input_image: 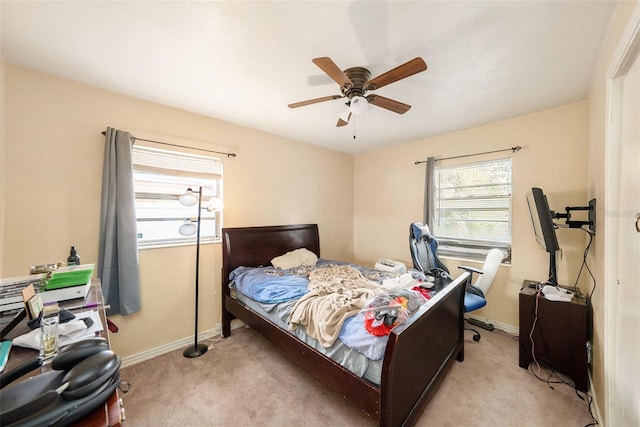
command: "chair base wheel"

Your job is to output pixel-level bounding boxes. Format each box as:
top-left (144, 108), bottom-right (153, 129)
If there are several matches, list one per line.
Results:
top-left (465, 327), bottom-right (482, 342)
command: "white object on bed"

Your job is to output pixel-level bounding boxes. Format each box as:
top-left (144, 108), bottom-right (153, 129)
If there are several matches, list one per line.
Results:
top-left (381, 272), bottom-right (415, 289)
top-left (374, 259), bottom-right (406, 274)
top-left (271, 248), bottom-right (318, 269)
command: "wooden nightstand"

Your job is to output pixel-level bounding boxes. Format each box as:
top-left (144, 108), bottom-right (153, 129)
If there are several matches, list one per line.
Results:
top-left (518, 280), bottom-right (589, 392)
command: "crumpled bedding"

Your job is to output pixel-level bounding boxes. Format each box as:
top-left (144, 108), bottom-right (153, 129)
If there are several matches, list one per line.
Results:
top-left (229, 260), bottom-right (437, 359)
top-left (339, 288), bottom-right (428, 360)
top-left (288, 265), bottom-right (382, 348)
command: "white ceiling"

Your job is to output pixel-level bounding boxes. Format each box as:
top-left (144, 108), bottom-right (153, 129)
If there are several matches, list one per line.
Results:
top-left (1, 1), bottom-right (616, 154)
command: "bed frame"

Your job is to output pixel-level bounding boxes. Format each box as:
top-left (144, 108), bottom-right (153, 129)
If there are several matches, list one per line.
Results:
top-left (221, 224), bottom-right (468, 427)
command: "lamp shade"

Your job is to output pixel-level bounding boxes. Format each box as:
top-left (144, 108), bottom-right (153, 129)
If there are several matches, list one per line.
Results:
top-left (206, 197), bottom-right (224, 212)
top-left (178, 219), bottom-right (198, 236)
top-left (179, 188), bottom-right (199, 207)
top-left (349, 96), bottom-right (367, 116)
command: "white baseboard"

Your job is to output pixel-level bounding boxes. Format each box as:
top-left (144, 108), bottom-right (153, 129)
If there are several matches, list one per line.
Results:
top-left (120, 319), bottom-right (244, 369)
top-left (588, 369), bottom-right (603, 426)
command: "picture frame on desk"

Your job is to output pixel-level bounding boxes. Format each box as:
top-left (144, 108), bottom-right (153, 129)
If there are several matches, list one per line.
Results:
top-left (20, 284), bottom-right (43, 319)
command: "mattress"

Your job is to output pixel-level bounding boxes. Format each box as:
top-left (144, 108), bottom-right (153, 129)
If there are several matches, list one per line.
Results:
top-left (233, 291), bottom-right (384, 385)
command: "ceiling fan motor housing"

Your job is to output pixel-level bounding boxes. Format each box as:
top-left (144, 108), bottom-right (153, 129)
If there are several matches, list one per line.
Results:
top-left (341, 67), bottom-right (371, 99)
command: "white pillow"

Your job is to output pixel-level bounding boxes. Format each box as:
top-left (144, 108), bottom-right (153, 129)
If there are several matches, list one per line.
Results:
top-left (271, 248), bottom-right (318, 269)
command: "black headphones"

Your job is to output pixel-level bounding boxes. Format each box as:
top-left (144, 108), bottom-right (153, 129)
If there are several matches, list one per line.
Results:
top-left (0, 337), bottom-right (121, 426)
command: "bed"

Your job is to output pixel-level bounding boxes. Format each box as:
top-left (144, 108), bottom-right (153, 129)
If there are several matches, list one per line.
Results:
top-left (221, 224), bottom-right (468, 427)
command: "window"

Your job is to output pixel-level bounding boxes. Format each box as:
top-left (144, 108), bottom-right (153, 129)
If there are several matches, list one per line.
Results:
top-left (132, 145), bottom-right (223, 247)
top-left (432, 158), bottom-right (511, 263)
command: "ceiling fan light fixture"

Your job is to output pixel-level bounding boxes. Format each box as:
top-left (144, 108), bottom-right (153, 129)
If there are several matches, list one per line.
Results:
top-left (349, 96), bottom-right (367, 116)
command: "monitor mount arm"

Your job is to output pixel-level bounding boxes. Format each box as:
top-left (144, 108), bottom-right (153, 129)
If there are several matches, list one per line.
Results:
top-left (552, 198), bottom-right (596, 232)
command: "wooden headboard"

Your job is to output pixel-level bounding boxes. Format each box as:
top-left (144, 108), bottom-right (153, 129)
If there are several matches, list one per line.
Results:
top-left (221, 224), bottom-right (320, 287)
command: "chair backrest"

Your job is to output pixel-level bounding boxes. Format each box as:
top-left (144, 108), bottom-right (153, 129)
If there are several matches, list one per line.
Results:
top-left (409, 223), bottom-right (449, 273)
top-left (474, 248), bottom-right (503, 295)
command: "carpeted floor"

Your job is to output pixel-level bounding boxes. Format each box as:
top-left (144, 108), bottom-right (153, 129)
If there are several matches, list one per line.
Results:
top-left (119, 326), bottom-right (596, 426)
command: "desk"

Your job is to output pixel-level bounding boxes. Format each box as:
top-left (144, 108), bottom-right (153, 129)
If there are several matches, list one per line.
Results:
top-left (0, 279), bottom-right (123, 426)
top-left (518, 280), bottom-right (588, 392)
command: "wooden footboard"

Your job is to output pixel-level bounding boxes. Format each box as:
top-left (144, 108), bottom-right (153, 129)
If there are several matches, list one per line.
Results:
top-left (380, 272), bottom-right (467, 426)
top-left (221, 224), bottom-right (467, 427)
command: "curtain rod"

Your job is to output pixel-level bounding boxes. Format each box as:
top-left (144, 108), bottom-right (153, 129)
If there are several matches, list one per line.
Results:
top-left (414, 146), bottom-right (521, 165)
top-left (101, 131), bottom-right (237, 158)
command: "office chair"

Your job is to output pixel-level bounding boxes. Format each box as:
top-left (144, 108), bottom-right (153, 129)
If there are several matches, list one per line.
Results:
top-left (409, 223), bottom-right (448, 272)
top-left (458, 248), bottom-right (503, 341)
top-left (409, 223), bottom-right (503, 342)
top-left (409, 222), bottom-right (453, 294)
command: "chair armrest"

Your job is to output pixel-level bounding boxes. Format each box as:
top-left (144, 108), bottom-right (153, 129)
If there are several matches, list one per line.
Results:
top-left (458, 265), bottom-right (483, 275)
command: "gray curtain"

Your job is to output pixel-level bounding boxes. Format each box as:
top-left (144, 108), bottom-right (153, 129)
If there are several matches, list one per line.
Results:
top-left (423, 156), bottom-right (436, 230)
top-left (98, 127), bottom-right (141, 315)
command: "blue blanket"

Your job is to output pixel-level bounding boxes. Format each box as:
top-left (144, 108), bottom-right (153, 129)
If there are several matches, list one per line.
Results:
top-left (338, 313), bottom-right (388, 360)
top-left (230, 266), bottom-right (309, 304)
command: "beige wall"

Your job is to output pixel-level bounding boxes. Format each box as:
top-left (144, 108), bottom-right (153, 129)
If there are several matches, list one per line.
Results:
top-left (586, 1), bottom-right (638, 421)
top-left (2, 63), bottom-right (353, 358)
top-left (354, 101), bottom-right (589, 330)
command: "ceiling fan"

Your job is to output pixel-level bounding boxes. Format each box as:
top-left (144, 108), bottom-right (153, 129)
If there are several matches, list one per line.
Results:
top-left (288, 56), bottom-right (427, 127)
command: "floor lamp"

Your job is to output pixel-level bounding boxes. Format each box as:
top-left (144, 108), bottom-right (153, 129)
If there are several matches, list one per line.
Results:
top-left (178, 187), bottom-right (223, 358)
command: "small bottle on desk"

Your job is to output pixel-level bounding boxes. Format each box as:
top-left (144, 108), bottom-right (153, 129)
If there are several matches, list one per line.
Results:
top-left (67, 246), bottom-right (80, 266)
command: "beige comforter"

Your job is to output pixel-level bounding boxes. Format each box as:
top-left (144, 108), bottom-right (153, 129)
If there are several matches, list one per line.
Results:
top-left (288, 265), bottom-right (382, 348)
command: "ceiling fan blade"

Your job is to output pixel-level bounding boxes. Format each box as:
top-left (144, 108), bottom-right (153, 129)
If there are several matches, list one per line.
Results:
top-left (366, 94), bottom-right (411, 114)
top-left (337, 112), bottom-right (351, 127)
top-left (288, 95), bottom-right (343, 109)
top-left (365, 57), bottom-right (427, 91)
top-left (312, 57), bottom-right (353, 89)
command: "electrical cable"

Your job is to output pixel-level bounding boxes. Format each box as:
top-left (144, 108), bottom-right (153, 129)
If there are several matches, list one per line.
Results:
top-left (527, 360), bottom-right (599, 426)
top-left (529, 286), bottom-right (544, 377)
top-left (204, 331), bottom-right (226, 350)
top-left (570, 228), bottom-right (595, 301)
top-left (526, 281), bottom-right (598, 426)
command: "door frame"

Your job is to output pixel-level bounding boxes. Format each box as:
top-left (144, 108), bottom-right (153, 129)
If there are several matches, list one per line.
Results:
top-left (604, 3), bottom-right (640, 426)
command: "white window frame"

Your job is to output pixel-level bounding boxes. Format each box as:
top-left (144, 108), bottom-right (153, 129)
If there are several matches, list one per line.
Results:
top-left (432, 158), bottom-right (512, 263)
top-left (132, 145), bottom-right (223, 248)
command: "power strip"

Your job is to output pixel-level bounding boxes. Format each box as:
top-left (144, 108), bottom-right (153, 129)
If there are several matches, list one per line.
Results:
top-left (467, 317), bottom-right (495, 331)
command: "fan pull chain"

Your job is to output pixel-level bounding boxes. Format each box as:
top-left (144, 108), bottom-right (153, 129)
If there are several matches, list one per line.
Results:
top-left (353, 116), bottom-right (356, 140)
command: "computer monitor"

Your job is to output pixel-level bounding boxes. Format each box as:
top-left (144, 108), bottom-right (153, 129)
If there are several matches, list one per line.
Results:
top-left (526, 187), bottom-right (559, 286)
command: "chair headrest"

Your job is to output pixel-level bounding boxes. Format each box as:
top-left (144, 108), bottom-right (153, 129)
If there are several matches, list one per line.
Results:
top-left (411, 223), bottom-right (433, 241)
